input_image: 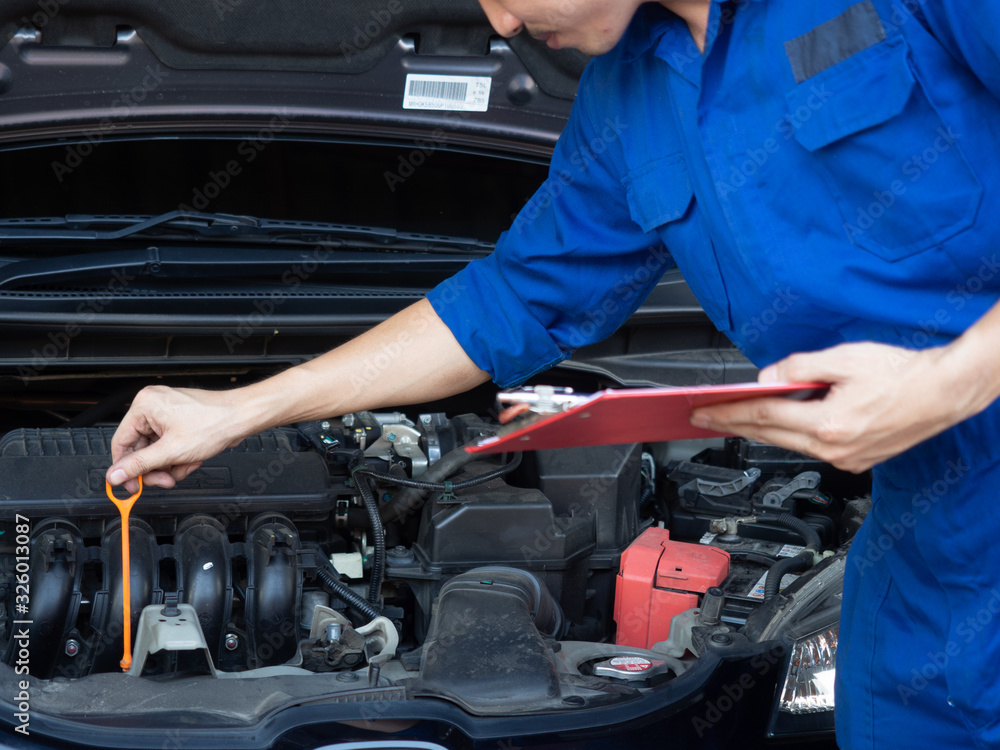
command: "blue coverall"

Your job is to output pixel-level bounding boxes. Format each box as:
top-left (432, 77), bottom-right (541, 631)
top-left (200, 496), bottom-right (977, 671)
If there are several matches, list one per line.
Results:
top-left (426, 1), bottom-right (1000, 746)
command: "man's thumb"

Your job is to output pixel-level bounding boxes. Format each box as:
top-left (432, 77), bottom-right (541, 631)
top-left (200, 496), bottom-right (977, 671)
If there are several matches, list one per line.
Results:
top-left (106, 443), bottom-right (168, 486)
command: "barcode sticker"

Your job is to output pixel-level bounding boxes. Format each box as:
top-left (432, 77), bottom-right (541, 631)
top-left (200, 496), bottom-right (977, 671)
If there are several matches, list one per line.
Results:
top-left (403, 74), bottom-right (492, 112)
top-left (777, 544), bottom-right (805, 558)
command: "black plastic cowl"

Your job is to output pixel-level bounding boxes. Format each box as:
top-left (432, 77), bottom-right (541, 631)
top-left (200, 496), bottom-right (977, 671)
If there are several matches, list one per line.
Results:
top-left (410, 567), bottom-right (565, 714)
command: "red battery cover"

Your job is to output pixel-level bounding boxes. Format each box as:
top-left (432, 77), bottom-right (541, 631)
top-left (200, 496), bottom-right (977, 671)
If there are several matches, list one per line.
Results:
top-left (614, 527), bottom-right (730, 649)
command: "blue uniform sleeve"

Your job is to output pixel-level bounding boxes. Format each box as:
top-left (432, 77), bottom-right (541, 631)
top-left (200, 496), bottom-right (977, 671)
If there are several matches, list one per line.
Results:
top-left (911, 1), bottom-right (1000, 99)
top-left (426, 63), bottom-right (674, 388)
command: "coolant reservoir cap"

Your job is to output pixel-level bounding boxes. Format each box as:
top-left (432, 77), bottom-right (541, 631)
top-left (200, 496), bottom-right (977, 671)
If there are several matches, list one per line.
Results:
top-left (593, 655), bottom-right (670, 680)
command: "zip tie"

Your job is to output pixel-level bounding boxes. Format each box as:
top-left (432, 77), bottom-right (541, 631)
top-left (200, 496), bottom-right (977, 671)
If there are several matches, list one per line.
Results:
top-left (440, 481), bottom-right (455, 503)
top-left (106, 476), bottom-right (143, 672)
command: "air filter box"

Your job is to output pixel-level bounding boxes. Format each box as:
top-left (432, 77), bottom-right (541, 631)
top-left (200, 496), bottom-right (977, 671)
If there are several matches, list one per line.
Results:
top-left (614, 527), bottom-right (729, 648)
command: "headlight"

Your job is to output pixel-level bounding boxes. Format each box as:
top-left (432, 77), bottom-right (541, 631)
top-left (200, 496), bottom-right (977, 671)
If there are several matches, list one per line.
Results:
top-left (779, 624), bottom-right (838, 714)
top-left (743, 552), bottom-right (844, 739)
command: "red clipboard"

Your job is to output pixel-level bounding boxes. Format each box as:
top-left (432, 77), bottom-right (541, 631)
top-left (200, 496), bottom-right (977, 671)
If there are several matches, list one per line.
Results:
top-left (467, 382), bottom-right (828, 454)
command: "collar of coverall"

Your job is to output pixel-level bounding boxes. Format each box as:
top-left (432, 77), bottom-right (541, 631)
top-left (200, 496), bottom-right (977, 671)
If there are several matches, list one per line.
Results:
top-left (622, 0), bottom-right (764, 63)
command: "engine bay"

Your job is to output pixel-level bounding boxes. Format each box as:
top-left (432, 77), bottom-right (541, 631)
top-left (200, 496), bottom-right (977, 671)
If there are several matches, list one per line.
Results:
top-left (0, 405), bottom-right (870, 722)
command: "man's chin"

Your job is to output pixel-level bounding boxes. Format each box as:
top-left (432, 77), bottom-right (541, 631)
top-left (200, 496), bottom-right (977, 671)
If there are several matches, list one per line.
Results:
top-left (528, 30), bottom-right (618, 56)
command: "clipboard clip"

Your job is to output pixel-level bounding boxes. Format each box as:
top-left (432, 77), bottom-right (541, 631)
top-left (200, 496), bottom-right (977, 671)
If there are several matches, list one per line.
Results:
top-left (496, 385), bottom-right (588, 424)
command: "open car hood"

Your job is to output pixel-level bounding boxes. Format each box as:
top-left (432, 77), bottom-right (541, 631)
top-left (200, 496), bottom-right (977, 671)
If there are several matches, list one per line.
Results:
top-left (0, 0), bottom-right (587, 85)
top-left (0, 0), bottom-right (587, 103)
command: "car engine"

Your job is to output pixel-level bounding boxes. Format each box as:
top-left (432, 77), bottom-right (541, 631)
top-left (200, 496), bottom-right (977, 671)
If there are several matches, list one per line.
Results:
top-left (0, 406), bottom-right (869, 716)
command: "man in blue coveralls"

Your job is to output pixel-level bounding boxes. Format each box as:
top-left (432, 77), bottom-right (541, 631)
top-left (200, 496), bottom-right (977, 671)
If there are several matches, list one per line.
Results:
top-left (106, 1), bottom-right (1000, 746)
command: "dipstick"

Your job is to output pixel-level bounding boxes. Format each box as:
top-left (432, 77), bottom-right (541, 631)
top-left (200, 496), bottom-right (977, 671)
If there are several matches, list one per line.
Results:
top-left (105, 476), bottom-right (143, 672)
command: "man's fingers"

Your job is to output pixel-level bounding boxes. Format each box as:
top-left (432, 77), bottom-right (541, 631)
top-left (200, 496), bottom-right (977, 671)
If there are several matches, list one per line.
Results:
top-left (693, 395), bottom-right (827, 434)
top-left (140, 470), bottom-right (180, 489)
top-left (170, 462), bottom-right (203, 483)
top-left (109, 415), bottom-right (157, 465)
top-left (107, 439), bottom-right (183, 487)
top-left (759, 344), bottom-right (873, 385)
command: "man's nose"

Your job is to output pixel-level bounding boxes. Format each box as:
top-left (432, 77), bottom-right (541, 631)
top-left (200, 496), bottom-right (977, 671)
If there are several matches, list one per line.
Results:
top-left (482, 6), bottom-right (524, 37)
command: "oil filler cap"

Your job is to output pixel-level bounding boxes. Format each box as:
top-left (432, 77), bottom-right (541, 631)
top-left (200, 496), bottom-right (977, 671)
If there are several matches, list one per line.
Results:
top-left (593, 656), bottom-right (671, 681)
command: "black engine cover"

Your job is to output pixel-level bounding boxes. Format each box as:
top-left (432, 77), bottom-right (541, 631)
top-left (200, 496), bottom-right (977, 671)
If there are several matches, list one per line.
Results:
top-left (0, 427), bottom-right (331, 518)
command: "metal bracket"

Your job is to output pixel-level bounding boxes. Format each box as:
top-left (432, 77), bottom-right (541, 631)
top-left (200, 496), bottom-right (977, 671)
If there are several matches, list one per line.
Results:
top-left (129, 604), bottom-right (309, 679)
top-left (128, 603), bottom-right (214, 677)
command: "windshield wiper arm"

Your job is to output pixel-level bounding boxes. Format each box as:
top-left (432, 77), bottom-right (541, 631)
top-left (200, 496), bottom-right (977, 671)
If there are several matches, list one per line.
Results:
top-left (0, 246), bottom-right (477, 291)
top-left (0, 211), bottom-right (494, 252)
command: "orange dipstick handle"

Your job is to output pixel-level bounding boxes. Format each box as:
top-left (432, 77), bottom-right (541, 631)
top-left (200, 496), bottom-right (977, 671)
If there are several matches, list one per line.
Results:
top-left (105, 476), bottom-right (143, 672)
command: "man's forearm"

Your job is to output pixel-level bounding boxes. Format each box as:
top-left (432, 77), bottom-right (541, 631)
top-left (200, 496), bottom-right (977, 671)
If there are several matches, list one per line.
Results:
top-left (942, 296), bottom-right (1000, 421)
top-left (231, 298), bottom-right (490, 438)
top-left (108, 298), bottom-right (490, 487)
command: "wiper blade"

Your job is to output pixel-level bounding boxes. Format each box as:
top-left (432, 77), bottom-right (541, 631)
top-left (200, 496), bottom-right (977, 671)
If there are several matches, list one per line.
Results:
top-left (0, 246), bottom-right (476, 291)
top-left (0, 211), bottom-right (494, 252)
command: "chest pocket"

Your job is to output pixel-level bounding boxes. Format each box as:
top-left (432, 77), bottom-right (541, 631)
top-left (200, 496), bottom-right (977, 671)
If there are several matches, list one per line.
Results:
top-left (786, 34), bottom-right (983, 261)
top-left (622, 153), bottom-right (733, 332)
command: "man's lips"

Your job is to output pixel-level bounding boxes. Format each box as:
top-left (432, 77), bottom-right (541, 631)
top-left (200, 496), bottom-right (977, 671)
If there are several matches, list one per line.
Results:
top-left (529, 28), bottom-right (560, 49)
top-left (536, 32), bottom-right (560, 49)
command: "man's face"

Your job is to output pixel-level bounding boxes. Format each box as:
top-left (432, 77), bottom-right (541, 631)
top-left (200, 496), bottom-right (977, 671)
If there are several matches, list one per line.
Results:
top-left (478, 0), bottom-right (644, 55)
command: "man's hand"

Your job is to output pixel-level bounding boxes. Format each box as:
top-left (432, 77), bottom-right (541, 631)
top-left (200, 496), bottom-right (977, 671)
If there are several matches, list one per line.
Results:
top-left (690, 341), bottom-right (987, 473)
top-left (107, 386), bottom-right (245, 491)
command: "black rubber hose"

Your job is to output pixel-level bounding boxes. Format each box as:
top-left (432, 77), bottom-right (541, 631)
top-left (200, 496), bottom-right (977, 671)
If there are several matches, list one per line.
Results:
top-left (759, 515), bottom-right (821, 602)
top-left (375, 446), bottom-right (481, 524)
top-left (638, 485), bottom-right (654, 510)
top-left (315, 564), bottom-right (380, 622)
top-left (374, 450), bottom-right (522, 524)
top-left (358, 453), bottom-right (521, 492)
top-left (352, 470), bottom-right (385, 607)
top-left (763, 550), bottom-right (813, 601)
top-left (765, 512), bottom-right (822, 551)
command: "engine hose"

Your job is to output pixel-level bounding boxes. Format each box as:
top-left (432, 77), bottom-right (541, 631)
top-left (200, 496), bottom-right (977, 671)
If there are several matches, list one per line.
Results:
top-left (352, 471), bottom-right (385, 607)
top-left (358, 452), bottom-right (521, 492)
top-left (763, 550), bottom-right (813, 602)
top-left (315, 564), bottom-right (381, 622)
top-left (373, 450), bottom-right (522, 525)
top-left (764, 512), bottom-right (822, 551)
top-left (638, 485), bottom-right (654, 512)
